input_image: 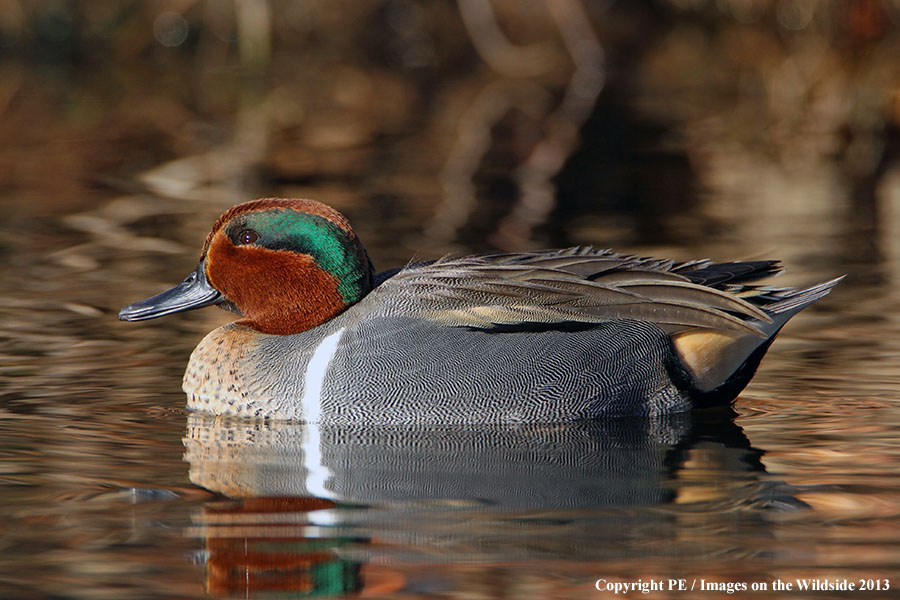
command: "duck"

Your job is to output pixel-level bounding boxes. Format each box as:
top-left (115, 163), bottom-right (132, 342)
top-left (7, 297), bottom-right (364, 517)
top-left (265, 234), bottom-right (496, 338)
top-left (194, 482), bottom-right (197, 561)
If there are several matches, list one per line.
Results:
top-left (119, 197), bottom-right (840, 424)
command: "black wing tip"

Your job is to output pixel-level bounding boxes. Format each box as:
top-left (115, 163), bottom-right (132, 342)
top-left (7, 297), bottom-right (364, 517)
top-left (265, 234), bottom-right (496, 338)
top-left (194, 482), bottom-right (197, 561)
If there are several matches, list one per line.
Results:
top-left (679, 259), bottom-right (784, 287)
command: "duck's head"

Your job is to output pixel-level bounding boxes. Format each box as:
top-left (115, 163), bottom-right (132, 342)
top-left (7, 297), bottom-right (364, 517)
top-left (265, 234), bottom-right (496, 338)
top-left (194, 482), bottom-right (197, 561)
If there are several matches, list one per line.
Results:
top-left (119, 198), bottom-right (375, 334)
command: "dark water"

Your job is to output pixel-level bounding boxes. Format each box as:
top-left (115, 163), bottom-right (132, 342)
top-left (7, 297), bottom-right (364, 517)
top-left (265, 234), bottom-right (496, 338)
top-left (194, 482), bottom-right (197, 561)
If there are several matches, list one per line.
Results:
top-left (2, 3), bottom-right (900, 599)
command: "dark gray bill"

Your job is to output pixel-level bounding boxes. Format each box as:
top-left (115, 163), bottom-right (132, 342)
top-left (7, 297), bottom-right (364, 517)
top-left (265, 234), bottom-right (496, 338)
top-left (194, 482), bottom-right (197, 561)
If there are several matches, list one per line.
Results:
top-left (119, 262), bottom-right (221, 321)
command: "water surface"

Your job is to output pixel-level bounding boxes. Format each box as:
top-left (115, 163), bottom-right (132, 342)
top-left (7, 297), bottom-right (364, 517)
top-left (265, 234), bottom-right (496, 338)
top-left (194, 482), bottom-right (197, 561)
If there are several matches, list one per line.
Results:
top-left (2, 3), bottom-right (900, 598)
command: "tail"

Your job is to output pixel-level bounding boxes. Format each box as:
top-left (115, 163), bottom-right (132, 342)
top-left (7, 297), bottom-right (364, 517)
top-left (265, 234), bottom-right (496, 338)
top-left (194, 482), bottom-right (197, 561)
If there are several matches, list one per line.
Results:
top-left (672, 276), bottom-right (843, 395)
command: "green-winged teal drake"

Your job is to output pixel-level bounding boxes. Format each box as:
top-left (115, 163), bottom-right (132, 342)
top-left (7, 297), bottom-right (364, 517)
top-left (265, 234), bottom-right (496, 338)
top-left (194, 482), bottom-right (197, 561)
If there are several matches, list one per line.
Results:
top-left (119, 198), bottom-right (840, 423)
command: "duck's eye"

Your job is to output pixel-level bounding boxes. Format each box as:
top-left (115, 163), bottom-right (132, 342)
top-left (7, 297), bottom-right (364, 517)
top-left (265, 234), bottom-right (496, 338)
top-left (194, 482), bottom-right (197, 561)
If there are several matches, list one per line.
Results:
top-left (237, 229), bottom-right (259, 245)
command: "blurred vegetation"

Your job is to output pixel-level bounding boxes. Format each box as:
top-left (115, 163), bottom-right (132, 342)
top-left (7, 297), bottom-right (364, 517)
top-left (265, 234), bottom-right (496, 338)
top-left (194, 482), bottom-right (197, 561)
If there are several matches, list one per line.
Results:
top-left (0, 0), bottom-right (897, 252)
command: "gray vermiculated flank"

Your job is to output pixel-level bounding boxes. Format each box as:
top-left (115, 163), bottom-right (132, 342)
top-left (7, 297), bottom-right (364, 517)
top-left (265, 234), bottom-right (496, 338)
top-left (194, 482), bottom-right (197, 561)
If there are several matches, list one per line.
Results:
top-left (250, 316), bottom-right (691, 424)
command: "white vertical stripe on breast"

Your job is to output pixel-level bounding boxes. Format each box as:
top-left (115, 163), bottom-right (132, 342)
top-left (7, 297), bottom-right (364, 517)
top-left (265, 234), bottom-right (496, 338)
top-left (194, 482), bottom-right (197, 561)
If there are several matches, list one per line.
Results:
top-left (300, 327), bottom-right (345, 499)
top-left (300, 327), bottom-right (345, 423)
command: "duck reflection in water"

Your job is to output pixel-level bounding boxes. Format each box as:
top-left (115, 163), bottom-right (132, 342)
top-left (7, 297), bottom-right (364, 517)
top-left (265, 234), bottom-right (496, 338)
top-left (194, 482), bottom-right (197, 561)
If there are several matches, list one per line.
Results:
top-left (184, 410), bottom-right (805, 597)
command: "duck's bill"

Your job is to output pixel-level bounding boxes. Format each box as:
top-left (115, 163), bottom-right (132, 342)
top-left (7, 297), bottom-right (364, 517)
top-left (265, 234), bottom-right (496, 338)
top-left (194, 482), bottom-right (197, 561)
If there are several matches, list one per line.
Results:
top-left (118, 262), bottom-right (221, 321)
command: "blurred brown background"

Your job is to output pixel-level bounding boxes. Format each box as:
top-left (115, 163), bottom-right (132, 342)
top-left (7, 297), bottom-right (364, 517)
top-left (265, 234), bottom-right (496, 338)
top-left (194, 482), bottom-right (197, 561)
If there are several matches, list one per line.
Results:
top-left (3, 0), bottom-right (899, 410)
top-left (2, 3), bottom-right (900, 599)
top-left (0, 0), bottom-right (898, 413)
top-left (2, 0), bottom-right (897, 254)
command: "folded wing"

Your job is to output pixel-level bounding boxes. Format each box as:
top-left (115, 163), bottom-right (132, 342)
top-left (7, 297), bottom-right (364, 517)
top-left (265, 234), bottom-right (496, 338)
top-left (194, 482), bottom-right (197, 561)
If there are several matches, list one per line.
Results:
top-left (377, 247), bottom-right (774, 335)
top-left (372, 246), bottom-right (841, 392)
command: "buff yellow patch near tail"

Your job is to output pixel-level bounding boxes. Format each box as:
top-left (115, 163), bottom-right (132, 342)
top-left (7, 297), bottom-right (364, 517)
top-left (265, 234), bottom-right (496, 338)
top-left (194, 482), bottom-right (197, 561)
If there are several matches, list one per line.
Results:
top-left (672, 329), bottom-right (759, 392)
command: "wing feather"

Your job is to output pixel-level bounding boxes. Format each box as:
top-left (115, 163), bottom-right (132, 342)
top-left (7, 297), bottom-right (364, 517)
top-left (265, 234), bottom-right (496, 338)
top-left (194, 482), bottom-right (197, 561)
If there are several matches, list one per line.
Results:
top-left (371, 247), bottom-right (782, 335)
